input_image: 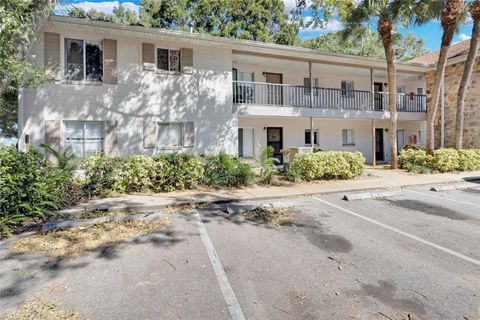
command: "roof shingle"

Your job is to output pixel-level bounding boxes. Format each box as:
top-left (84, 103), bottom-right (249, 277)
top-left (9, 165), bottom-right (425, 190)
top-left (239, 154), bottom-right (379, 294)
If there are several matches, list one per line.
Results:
top-left (409, 39), bottom-right (475, 65)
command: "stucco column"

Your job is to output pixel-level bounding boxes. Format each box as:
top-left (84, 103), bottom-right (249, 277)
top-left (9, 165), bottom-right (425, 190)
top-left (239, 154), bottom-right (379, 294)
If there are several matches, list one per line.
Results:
top-left (370, 69), bottom-right (376, 166)
top-left (17, 87), bottom-right (25, 152)
top-left (309, 61), bottom-right (314, 148)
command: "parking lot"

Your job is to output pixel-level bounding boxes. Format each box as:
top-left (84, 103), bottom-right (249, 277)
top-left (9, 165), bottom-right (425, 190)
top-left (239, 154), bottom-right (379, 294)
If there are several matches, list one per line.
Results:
top-left (1, 183), bottom-right (480, 319)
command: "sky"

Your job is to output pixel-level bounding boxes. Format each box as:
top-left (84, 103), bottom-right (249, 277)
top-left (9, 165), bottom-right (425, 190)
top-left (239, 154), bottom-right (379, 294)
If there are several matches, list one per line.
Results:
top-left (54, 0), bottom-right (475, 52)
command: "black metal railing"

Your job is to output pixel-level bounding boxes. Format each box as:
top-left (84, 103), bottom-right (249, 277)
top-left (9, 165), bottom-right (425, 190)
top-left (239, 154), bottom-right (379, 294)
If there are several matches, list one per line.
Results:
top-left (233, 81), bottom-right (427, 113)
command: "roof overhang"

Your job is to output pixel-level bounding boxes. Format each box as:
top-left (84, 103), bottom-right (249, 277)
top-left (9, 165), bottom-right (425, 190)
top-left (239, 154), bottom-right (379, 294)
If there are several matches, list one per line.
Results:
top-left (46, 15), bottom-right (429, 74)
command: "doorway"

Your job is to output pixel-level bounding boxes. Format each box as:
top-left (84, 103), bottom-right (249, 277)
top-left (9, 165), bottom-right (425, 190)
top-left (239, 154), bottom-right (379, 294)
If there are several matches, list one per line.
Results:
top-left (265, 73), bottom-right (283, 105)
top-left (267, 127), bottom-right (283, 164)
top-left (375, 128), bottom-right (385, 162)
top-left (238, 128), bottom-right (254, 157)
top-left (374, 82), bottom-right (383, 111)
top-left (397, 130), bottom-right (406, 154)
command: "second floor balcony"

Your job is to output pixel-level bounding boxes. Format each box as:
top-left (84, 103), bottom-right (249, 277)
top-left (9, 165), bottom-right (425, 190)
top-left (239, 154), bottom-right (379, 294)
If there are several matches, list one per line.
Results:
top-left (232, 81), bottom-right (427, 113)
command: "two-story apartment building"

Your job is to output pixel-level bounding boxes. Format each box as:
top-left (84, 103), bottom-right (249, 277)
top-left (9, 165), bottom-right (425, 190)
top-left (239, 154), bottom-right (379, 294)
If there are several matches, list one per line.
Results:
top-left (19, 15), bottom-right (430, 164)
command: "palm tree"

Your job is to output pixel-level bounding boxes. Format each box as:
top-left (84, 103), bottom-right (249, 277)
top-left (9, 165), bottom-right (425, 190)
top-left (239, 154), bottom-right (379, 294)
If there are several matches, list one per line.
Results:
top-left (342, 0), bottom-right (427, 169)
top-left (425, 0), bottom-right (466, 154)
top-left (455, 0), bottom-right (480, 149)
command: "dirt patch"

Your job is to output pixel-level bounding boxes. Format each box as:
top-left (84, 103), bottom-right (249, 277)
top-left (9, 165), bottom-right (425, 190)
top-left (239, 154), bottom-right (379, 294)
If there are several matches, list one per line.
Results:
top-left (11, 218), bottom-right (168, 257)
top-left (4, 299), bottom-right (78, 320)
top-left (383, 199), bottom-right (469, 220)
top-left (76, 209), bottom-right (133, 220)
top-left (242, 207), bottom-right (289, 226)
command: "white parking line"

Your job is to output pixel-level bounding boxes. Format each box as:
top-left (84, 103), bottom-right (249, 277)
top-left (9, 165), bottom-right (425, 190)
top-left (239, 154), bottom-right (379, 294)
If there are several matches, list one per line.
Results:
top-left (313, 196), bottom-right (480, 267)
top-left (406, 189), bottom-right (480, 208)
top-left (192, 209), bottom-right (246, 320)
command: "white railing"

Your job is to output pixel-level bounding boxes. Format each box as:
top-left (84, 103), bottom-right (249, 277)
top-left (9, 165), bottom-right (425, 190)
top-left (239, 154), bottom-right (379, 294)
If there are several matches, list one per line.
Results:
top-left (233, 81), bottom-right (427, 113)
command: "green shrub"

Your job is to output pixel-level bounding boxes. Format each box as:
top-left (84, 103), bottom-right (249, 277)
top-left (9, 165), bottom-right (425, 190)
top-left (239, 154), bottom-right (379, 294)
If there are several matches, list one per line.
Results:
top-left (152, 153), bottom-right (204, 191)
top-left (458, 149), bottom-right (480, 171)
top-left (203, 153), bottom-right (253, 188)
top-left (256, 145), bottom-right (278, 185)
top-left (431, 148), bottom-right (460, 172)
top-left (289, 151), bottom-right (365, 181)
top-left (81, 154), bottom-right (121, 197)
top-left (0, 147), bottom-right (70, 236)
top-left (398, 148), bottom-right (433, 172)
top-left (113, 155), bottom-right (156, 193)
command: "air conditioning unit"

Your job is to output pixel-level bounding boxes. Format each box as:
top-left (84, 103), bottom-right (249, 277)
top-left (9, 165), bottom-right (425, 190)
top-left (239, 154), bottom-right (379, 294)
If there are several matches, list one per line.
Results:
top-left (283, 147), bottom-right (314, 164)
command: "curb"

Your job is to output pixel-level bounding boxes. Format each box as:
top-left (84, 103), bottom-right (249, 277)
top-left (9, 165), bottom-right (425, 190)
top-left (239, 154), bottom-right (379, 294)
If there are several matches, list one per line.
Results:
top-left (57, 178), bottom-right (477, 215)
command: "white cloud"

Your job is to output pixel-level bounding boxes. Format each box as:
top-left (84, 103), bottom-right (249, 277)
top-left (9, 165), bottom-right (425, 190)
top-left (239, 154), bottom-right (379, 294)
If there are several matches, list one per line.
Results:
top-left (282, 0), bottom-right (298, 12)
top-left (54, 1), bottom-right (139, 16)
top-left (300, 17), bottom-right (343, 33)
top-left (459, 33), bottom-right (471, 41)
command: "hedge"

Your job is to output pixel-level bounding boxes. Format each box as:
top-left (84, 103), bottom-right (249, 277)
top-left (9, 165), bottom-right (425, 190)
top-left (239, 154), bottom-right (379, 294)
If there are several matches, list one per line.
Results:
top-left (289, 151), bottom-right (366, 181)
top-left (399, 148), bottom-right (480, 173)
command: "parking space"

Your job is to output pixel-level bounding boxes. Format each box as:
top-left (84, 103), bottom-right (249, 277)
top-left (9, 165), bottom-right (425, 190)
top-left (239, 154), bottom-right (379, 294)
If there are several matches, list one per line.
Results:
top-left (1, 184), bottom-right (479, 319)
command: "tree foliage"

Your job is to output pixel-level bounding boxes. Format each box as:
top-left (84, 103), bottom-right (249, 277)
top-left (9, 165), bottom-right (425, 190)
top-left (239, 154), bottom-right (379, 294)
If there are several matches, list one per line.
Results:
top-left (303, 31), bottom-right (428, 61)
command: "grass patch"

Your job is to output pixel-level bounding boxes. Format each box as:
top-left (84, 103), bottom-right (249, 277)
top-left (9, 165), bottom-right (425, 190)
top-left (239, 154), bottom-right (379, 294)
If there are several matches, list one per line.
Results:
top-left (11, 219), bottom-right (168, 257)
top-left (242, 207), bottom-right (289, 226)
top-left (5, 299), bottom-right (78, 320)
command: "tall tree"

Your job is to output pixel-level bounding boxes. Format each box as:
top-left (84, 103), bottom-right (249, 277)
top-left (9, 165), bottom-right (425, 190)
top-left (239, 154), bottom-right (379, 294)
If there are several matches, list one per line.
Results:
top-left (303, 31), bottom-right (428, 61)
top-left (341, 0), bottom-right (427, 169)
top-left (0, 0), bottom-right (54, 97)
top-left (425, 0), bottom-right (466, 154)
top-left (455, 0), bottom-right (480, 149)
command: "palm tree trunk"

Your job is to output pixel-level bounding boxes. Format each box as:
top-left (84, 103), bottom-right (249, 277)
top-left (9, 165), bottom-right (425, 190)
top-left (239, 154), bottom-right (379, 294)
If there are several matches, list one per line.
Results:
top-left (379, 18), bottom-right (397, 169)
top-left (455, 2), bottom-right (480, 149)
top-left (426, 0), bottom-right (466, 154)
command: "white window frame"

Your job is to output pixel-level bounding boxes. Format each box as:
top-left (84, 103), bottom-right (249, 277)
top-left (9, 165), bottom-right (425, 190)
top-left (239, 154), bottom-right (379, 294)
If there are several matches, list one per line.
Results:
top-left (64, 38), bottom-right (103, 83)
top-left (156, 122), bottom-right (184, 149)
top-left (156, 48), bottom-right (181, 73)
top-left (64, 121), bottom-right (104, 156)
top-left (341, 80), bottom-right (354, 98)
top-left (342, 129), bottom-right (355, 146)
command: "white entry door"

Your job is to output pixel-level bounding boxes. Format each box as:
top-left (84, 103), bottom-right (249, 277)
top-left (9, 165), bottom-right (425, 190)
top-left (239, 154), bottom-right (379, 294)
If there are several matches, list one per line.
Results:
top-left (397, 130), bottom-right (405, 154)
top-left (238, 128), bottom-right (254, 157)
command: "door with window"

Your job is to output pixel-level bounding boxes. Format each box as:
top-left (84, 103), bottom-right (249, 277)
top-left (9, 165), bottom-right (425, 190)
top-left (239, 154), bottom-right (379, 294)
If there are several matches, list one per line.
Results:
top-left (397, 85), bottom-right (406, 111)
top-left (267, 127), bottom-right (283, 164)
top-left (265, 73), bottom-right (283, 105)
top-left (374, 82), bottom-right (383, 111)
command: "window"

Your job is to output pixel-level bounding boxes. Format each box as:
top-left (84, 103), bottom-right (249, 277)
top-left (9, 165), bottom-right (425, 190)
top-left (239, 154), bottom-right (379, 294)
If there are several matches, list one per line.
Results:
top-left (342, 129), bottom-right (355, 146)
top-left (65, 121), bottom-right (104, 156)
top-left (65, 39), bottom-right (103, 82)
top-left (417, 129), bottom-right (422, 145)
top-left (303, 78), bottom-right (319, 95)
top-left (157, 123), bottom-right (182, 147)
top-left (305, 129), bottom-right (318, 145)
top-left (235, 72), bottom-right (254, 103)
top-left (341, 81), bottom-right (354, 97)
top-left (157, 48), bottom-right (180, 72)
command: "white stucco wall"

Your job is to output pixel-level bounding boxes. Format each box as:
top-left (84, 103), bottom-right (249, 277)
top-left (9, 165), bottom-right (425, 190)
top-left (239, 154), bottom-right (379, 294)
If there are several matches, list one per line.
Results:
top-left (238, 116), bottom-right (425, 164)
top-left (22, 29), bottom-right (237, 156)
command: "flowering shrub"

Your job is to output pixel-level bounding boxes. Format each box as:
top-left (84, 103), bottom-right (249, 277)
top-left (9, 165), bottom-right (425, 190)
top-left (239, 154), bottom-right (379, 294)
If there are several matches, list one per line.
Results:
top-left (399, 148), bottom-right (480, 173)
top-left (289, 151), bottom-right (365, 181)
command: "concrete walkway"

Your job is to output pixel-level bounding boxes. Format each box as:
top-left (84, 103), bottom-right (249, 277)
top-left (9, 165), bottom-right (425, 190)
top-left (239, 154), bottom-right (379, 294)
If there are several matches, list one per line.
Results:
top-left (59, 168), bottom-right (480, 214)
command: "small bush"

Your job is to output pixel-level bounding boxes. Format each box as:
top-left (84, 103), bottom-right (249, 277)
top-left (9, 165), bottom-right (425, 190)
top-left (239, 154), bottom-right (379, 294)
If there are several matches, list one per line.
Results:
top-left (152, 153), bottom-right (204, 191)
top-left (289, 151), bottom-right (365, 181)
top-left (458, 149), bottom-right (480, 171)
top-left (0, 147), bottom-right (70, 236)
top-left (431, 148), bottom-right (460, 172)
top-left (81, 154), bottom-right (121, 197)
top-left (400, 147), bottom-right (480, 173)
top-left (113, 155), bottom-right (156, 193)
top-left (203, 153), bottom-right (253, 188)
top-left (256, 145), bottom-right (278, 185)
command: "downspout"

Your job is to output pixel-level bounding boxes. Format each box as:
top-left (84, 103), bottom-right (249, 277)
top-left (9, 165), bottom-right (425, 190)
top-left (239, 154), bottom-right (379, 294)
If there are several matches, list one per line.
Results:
top-left (309, 61), bottom-right (314, 149)
top-left (17, 87), bottom-right (24, 152)
top-left (440, 78), bottom-right (445, 148)
top-left (370, 68), bottom-right (376, 167)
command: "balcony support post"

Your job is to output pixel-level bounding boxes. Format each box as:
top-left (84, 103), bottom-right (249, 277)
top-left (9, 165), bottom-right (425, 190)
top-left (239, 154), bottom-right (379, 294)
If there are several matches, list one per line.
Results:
top-left (309, 61), bottom-right (314, 148)
top-left (370, 68), bottom-right (376, 166)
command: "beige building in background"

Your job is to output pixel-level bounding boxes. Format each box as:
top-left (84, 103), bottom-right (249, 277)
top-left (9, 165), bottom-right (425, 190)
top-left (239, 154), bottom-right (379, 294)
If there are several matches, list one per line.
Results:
top-left (412, 40), bottom-right (480, 149)
top-left (19, 15), bottom-right (430, 164)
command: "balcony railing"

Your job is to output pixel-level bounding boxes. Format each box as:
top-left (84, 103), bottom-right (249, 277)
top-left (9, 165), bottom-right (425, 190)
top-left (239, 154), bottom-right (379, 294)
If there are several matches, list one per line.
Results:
top-left (233, 81), bottom-right (427, 113)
